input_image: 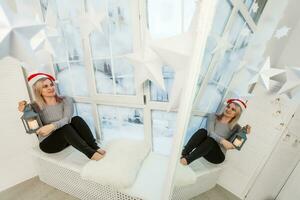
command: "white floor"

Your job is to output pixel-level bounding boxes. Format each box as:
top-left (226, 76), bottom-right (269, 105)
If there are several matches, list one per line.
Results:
top-left (0, 177), bottom-right (241, 200)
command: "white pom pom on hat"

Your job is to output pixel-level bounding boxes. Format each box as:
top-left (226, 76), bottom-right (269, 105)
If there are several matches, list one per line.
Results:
top-left (27, 72), bottom-right (58, 87)
top-left (226, 98), bottom-right (247, 111)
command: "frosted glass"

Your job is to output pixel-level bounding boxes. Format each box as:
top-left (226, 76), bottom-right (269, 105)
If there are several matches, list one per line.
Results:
top-left (250, 0), bottom-right (268, 23)
top-left (74, 103), bottom-right (96, 138)
top-left (147, 0), bottom-right (181, 39)
top-left (211, 0), bottom-right (233, 36)
top-left (60, 22), bottom-right (84, 61)
top-left (198, 0), bottom-right (233, 80)
top-left (54, 62), bottom-right (89, 97)
top-left (93, 59), bottom-right (114, 94)
top-left (89, 24), bottom-right (111, 58)
top-left (113, 58), bottom-right (136, 95)
top-left (56, 0), bottom-right (83, 20)
top-left (212, 13), bottom-right (252, 87)
top-left (183, 116), bottom-right (206, 145)
top-left (152, 110), bottom-right (177, 156)
top-left (108, 0), bottom-right (133, 55)
top-left (98, 105), bottom-right (144, 142)
top-left (244, 0), bottom-right (254, 9)
top-left (194, 84), bottom-right (223, 113)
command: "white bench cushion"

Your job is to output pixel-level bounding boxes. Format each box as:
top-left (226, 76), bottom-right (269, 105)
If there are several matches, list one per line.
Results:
top-left (81, 139), bottom-right (150, 189)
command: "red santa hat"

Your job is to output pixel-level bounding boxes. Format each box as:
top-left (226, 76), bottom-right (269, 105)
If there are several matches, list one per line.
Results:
top-left (27, 72), bottom-right (57, 87)
top-left (226, 98), bottom-right (247, 111)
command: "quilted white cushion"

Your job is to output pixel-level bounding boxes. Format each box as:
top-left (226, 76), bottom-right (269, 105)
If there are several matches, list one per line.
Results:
top-left (81, 139), bottom-right (150, 189)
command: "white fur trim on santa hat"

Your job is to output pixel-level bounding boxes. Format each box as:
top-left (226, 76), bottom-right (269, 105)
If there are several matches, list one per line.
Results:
top-left (225, 98), bottom-right (247, 111)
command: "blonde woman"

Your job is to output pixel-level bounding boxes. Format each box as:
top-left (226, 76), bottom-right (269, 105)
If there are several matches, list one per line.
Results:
top-left (180, 99), bottom-right (251, 165)
top-left (18, 73), bottom-right (106, 161)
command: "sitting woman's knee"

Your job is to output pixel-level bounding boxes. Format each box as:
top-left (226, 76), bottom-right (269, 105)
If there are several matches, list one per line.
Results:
top-left (197, 128), bottom-right (208, 134)
top-left (71, 116), bottom-right (83, 123)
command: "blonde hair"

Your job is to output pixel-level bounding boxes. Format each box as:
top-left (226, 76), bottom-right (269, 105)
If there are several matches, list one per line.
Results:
top-left (216, 102), bottom-right (242, 130)
top-left (32, 78), bottom-right (62, 110)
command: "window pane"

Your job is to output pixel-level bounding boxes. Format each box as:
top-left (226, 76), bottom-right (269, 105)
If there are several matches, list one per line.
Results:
top-left (147, 0), bottom-right (181, 39)
top-left (54, 62), bottom-right (72, 96)
top-left (69, 62), bottom-right (89, 96)
top-left (244, 0), bottom-right (254, 10)
top-left (198, 0), bottom-right (233, 79)
top-left (194, 84), bottom-right (223, 112)
top-left (250, 0), bottom-right (268, 23)
top-left (94, 59), bottom-right (114, 94)
top-left (212, 13), bottom-right (253, 87)
top-left (56, 0), bottom-right (83, 20)
top-left (54, 62), bottom-right (89, 97)
top-left (184, 116), bottom-right (206, 145)
top-left (98, 105), bottom-right (144, 142)
top-left (114, 58), bottom-right (136, 95)
top-left (74, 103), bottom-right (96, 138)
top-left (152, 110), bottom-right (177, 155)
top-left (108, 0), bottom-right (133, 56)
top-left (89, 24), bottom-right (111, 58)
top-left (150, 66), bottom-right (175, 102)
top-left (211, 0), bottom-right (233, 36)
top-left (60, 22), bottom-right (84, 61)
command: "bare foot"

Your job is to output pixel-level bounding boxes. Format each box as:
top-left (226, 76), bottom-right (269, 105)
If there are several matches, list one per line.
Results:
top-left (91, 152), bottom-right (104, 161)
top-left (97, 148), bottom-right (106, 155)
top-left (180, 158), bottom-right (188, 166)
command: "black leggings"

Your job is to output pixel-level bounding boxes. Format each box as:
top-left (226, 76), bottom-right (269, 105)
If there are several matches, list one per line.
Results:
top-left (39, 116), bottom-right (100, 159)
top-left (182, 128), bottom-right (225, 164)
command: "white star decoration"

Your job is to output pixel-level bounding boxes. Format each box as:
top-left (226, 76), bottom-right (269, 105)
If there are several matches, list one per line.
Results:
top-left (3, 0), bottom-right (17, 12)
top-left (249, 57), bottom-right (285, 90)
top-left (151, 32), bottom-right (195, 110)
top-left (274, 26), bottom-right (290, 39)
top-left (251, 2), bottom-right (259, 13)
top-left (74, 7), bottom-right (106, 39)
top-left (126, 32), bottom-right (165, 90)
top-left (277, 67), bottom-right (300, 95)
top-left (211, 34), bottom-right (233, 57)
top-left (0, 3), bottom-right (44, 65)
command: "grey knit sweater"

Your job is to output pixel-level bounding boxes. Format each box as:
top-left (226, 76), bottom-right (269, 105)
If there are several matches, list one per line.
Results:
top-left (34, 96), bottom-right (74, 142)
top-left (206, 113), bottom-right (241, 153)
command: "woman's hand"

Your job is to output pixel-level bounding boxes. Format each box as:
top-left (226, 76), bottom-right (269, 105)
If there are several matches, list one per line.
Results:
top-left (18, 100), bottom-right (27, 112)
top-left (220, 139), bottom-right (235, 150)
top-left (244, 124), bottom-right (251, 134)
top-left (36, 124), bottom-right (55, 137)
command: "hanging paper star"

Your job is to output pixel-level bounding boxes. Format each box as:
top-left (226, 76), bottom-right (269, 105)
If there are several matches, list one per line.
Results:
top-left (249, 57), bottom-right (285, 90)
top-left (277, 67), bottom-right (300, 94)
top-left (251, 2), bottom-right (259, 13)
top-left (126, 32), bottom-right (165, 90)
top-left (274, 26), bottom-right (291, 39)
top-left (150, 31), bottom-right (195, 110)
top-left (30, 2), bottom-right (60, 57)
top-left (211, 34), bottom-right (233, 57)
top-left (240, 27), bottom-right (251, 36)
top-left (3, 0), bottom-right (17, 12)
top-left (73, 7), bottom-right (106, 39)
top-left (0, 3), bottom-right (44, 65)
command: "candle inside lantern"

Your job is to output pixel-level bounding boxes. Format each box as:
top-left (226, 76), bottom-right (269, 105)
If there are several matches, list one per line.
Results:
top-left (233, 137), bottom-right (244, 147)
top-left (28, 119), bottom-right (39, 130)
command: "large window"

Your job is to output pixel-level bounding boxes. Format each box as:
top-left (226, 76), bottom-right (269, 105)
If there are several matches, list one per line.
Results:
top-left (35, 0), bottom-right (267, 155)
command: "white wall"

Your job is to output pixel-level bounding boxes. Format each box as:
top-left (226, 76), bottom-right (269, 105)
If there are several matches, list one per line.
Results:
top-left (265, 0), bottom-right (300, 68)
top-left (277, 160), bottom-right (300, 200)
top-left (217, 81), bottom-right (299, 199)
top-left (0, 58), bottom-right (38, 192)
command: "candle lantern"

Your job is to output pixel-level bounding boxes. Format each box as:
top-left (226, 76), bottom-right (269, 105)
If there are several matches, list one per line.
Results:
top-left (229, 127), bottom-right (247, 151)
top-left (21, 104), bottom-right (43, 134)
